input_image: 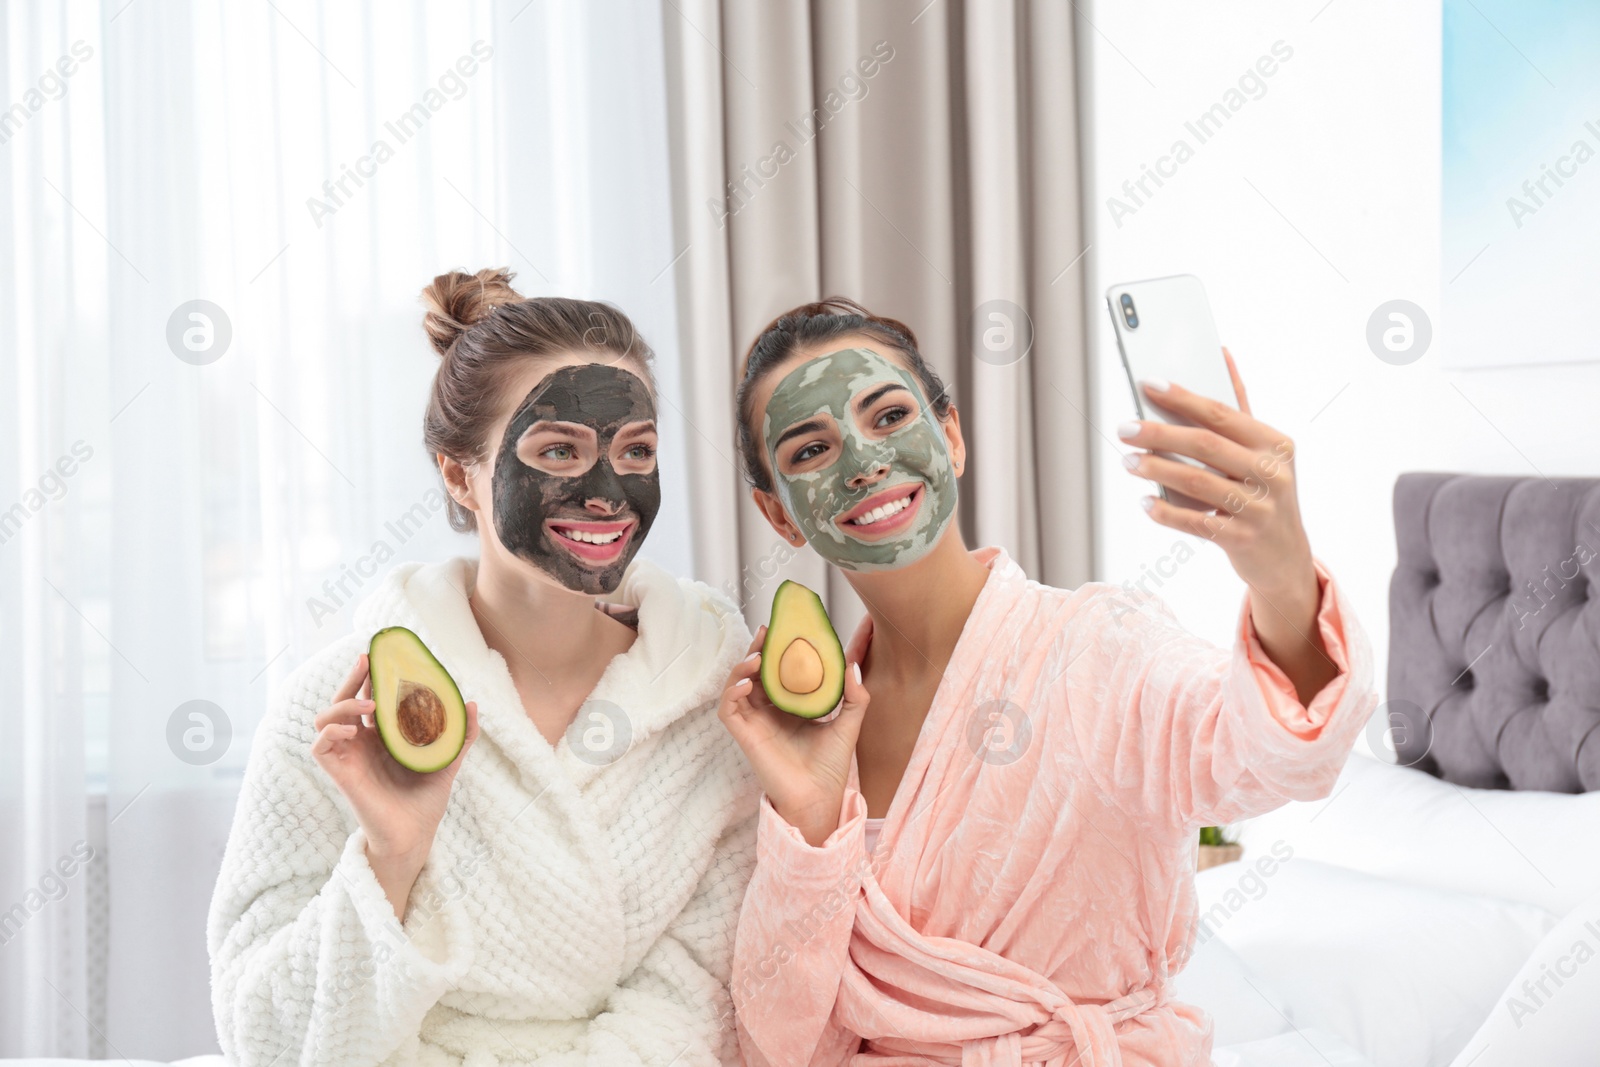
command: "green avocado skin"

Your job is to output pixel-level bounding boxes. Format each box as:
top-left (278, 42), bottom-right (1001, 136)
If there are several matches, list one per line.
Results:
top-left (760, 581), bottom-right (846, 719)
top-left (368, 626), bottom-right (467, 773)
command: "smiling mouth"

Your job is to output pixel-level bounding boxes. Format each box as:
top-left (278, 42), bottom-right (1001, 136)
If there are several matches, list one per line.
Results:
top-left (836, 483), bottom-right (922, 540)
top-left (545, 517), bottom-right (636, 564)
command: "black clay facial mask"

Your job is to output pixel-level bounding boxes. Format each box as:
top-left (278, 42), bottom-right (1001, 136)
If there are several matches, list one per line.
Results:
top-left (491, 364), bottom-right (659, 595)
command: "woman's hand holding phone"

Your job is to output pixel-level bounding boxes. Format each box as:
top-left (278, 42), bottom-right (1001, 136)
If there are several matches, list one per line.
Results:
top-left (718, 625), bottom-right (870, 848)
top-left (1117, 349), bottom-right (1335, 702)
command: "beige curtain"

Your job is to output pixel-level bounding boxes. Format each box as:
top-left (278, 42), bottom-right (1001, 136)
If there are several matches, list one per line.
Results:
top-left (662, 0), bottom-right (1093, 632)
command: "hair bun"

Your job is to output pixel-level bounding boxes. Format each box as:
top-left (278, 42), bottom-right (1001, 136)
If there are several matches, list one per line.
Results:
top-left (420, 267), bottom-right (523, 357)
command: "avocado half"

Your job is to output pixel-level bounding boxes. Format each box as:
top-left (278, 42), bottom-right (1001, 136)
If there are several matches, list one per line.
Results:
top-left (760, 580), bottom-right (847, 719)
top-left (368, 626), bottom-right (467, 773)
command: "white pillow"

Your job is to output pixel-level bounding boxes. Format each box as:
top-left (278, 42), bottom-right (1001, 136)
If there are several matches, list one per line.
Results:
top-left (1195, 856), bottom-right (1558, 1067)
top-left (1448, 883), bottom-right (1600, 1066)
top-left (1234, 753), bottom-right (1600, 914)
top-left (1172, 934), bottom-right (1295, 1046)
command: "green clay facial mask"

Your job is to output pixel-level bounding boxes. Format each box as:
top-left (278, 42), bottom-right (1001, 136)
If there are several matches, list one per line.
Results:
top-left (762, 347), bottom-right (957, 572)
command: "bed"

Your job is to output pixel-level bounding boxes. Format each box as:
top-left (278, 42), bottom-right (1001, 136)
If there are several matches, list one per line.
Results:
top-left (1178, 472), bottom-right (1600, 1067)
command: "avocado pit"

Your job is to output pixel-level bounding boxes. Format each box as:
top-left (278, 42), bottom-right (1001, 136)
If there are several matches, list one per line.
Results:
top-left (396, 679), bottom-right (447, 747)
top-left (778, 638), bottom-right (825, 694)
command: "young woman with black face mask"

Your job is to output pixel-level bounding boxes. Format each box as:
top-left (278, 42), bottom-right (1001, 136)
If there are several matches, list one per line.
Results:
top-left (208, 269), bottom-right (757, 1066)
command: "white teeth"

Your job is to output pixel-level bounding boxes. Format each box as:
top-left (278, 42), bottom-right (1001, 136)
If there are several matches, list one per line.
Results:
top-left (560, 529), bottom-right (623, 545)
top-left (849, 495), bottom-right (912, 527)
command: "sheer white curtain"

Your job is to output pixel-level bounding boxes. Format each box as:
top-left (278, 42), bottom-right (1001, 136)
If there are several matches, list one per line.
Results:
top-left (1, 0), bottom-right (688, 1057)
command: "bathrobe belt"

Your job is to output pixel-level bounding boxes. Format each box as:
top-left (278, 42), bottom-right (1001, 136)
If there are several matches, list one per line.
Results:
top-left (838, 873), bottom-right (1163, 1067)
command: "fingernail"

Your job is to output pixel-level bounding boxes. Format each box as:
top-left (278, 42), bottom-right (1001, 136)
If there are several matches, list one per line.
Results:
top-left (1122, 452), bottom-right (1142, 470)
top-left (361, 699), bottom-right (376, 709)
top-left (1141, 495), bottom-right (1157, 512)
top-left (1116, 421), bottom-right (1140, 439)
top-left (1142, 377), bottom-right (1170, 393)
top-left (853, 662), bottom-right (863, 684)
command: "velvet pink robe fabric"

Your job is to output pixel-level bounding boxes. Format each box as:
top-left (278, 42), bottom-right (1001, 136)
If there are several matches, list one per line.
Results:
top-left (731, 547), bottom-right (1376, 1067)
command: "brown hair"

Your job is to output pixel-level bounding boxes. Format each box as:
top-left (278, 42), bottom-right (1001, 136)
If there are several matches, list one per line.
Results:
top-left (735, 296), bottom-right (953, 492)
top-left (419, 267), bottom-right (655, 532)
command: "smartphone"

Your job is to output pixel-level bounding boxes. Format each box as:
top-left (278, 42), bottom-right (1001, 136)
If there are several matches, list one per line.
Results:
top-left (1105, 274), bottom-right (1236, 512)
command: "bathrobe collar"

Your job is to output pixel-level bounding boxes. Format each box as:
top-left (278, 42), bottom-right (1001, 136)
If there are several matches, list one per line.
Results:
top-left (844, 545), bottom-right (1021, 812)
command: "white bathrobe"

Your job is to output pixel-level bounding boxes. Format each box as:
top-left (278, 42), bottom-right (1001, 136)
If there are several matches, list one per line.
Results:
top-left (207, 556), bottom-right (758, 1067)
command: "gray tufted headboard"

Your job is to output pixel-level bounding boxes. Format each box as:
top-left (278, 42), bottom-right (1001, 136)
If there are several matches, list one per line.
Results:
top-left (1387, 473), bottom-right (1600, 792)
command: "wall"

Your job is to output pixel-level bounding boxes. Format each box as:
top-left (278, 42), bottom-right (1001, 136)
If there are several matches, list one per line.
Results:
top-left (1080, 0), bottom-right (1600, 708)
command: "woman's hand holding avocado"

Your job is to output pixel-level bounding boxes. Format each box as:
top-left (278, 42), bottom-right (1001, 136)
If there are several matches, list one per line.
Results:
top-left (718, 626), bottom-right (870, 848)
top-left (312, 653), bottom-right (480, 919)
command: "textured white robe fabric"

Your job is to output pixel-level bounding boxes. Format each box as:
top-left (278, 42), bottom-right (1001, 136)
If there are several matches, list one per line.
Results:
top-left (206, 557), bottom-right (758, 1066)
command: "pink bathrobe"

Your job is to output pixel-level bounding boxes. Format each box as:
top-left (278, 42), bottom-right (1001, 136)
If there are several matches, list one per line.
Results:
top-left (732, 546), bottom-right (1375, 1067)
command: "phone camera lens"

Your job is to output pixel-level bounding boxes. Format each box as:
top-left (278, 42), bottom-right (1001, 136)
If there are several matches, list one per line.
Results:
top-left (1119, 293), bottom-right (1138, 329)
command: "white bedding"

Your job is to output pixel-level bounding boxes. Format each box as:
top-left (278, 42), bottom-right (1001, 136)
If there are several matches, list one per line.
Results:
top-left (1213, 1029), bottom-right (1378, 1066)
top-left (1236, 753), bottom-right (1600, 914)
top-left (1190, 857), bottom-right (1556, 1067)
top-left (1446, 881), bottom-right (1600, 1067)
top-left (1184, 752), bottom-right (1600, 1067)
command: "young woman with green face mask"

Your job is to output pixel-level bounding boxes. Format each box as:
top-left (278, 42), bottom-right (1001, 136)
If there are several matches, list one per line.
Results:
top-left (716, 298), bottom-right (1377, 1067)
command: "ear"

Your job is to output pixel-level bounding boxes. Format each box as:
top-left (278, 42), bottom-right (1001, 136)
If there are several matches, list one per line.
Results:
top-left (941, 404), bottom-right (968, 478)
top-left (752, 487), bottom-right (806, 547)
top-left (438, 453), bottom-right (481, 515)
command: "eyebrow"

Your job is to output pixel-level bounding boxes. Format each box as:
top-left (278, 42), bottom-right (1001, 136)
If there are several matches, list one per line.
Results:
top-left (774, 417), bottom-right (830, 451)
top-left (612, 420), bottom-right (658, 437)
top-left (854, 382), bottom-right (910, 411)
top-left (518, 421), bottom-right (598, 441)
